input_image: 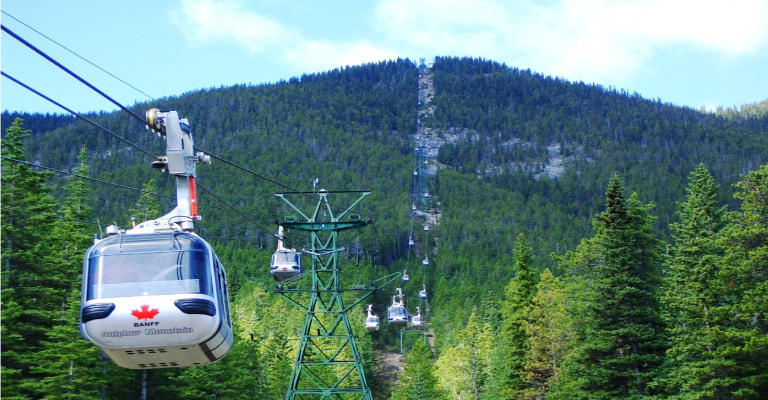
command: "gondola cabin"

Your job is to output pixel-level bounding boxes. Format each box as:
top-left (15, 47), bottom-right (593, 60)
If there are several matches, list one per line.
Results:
top-left (270, 249), bottom-right (302, 282)
top-left (365, 305), bottom-right (379, 330)
top-left (419, 287), bottom-right (428, 299)
top-left (271, 225), bottom-right (302, 282)
top-left (80, 231), bottom-right (232, 369)
top-left (387, 298), bottom-right (408, 328)
top-left (365, 315), bottom-right (380, 330)
top-left (402, 270), bottom-right (410, 283)
top-left (411, 306), bottom-right (424, 328)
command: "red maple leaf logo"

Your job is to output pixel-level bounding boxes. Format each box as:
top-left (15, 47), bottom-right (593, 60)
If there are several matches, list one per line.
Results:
top-left (131, 304), bottom-right (160, 320)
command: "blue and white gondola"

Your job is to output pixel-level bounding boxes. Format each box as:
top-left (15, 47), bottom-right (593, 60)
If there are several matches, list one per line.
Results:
top-left (387, 297), bottom-right (408, 328)
top-left (270, 225), bottom-right (302, 282)
top-left (365, 304), bottom-right (380, 330)
top-left (411, 307), bottom-right (424, 328)
top-left (80, 109), bottom-right (232, 369)
top-left (80, 231), bottom-right (232, 369)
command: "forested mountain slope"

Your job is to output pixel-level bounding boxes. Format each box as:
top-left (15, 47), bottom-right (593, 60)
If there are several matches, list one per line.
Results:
top-left (3, 56), bottom-right (767, 399)
top-left (4, 57), bottom-right (766, 268)
top-left (420, 58), bottom-right (768, 330)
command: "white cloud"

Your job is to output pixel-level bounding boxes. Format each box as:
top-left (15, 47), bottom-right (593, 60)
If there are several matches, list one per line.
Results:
top-left (374, 0), bottom-right (515, 48)
top-left (172, 0), bottom-right (396, 74)
top-left (173, 0), bottom-right (768, 85)
top-left (374, 0), bottom-right (768, 83)
top-left (619, 0), bottom-right (768, 53)
top-left (172, 0), bottom-right (296, 51)
top-left (284, 40), bottom-right (396, 73)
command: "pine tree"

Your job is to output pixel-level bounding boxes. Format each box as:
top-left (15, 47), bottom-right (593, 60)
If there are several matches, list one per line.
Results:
top-left (390, 339), bottom-right (445, 400)
top-left (435, 312), bottom-right (494, 400)
top-left (559, 175), bottom-right (665, 398)
top-left (46, 146), bottom-right (94, 294)
top-left (261, 329), bottom-right (294, 400)
top-left (548, 235), bottom-right (601, 399)
top-left (521, 268), bottom-right (572, 399)
top-left (32, 290), bottom-right (106, 399)
top-left (710, 165), bottom-right (768, 398)
top-left (487, 233), bottom-right (536, 399)
top-left (227, 280), bottom-right (297, 398)
top-left (33, 147), bottom-right (107, 399)
top-left (128, 178), bottom-right (160, 225)
top-left (660, 163), bottom-right (732, 398)
top-left (173, 335), bottom-right (268, 399)
top-left (1, 118), bottom-right (60, 398)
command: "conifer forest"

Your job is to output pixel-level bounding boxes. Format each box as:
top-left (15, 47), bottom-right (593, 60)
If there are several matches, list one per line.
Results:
top-left (2, 57), bottom-right (768, 399)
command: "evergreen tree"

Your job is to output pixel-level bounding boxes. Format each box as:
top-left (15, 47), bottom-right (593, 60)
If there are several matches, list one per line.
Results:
top-left (172, 336), bottom-right (268, 399)
top-left (521, 268), bottom-right (572, 399)
top-left (434, 312), bottom-right (494, 400)
top-left (127, 178), bottom-right (160, 225)
top-left (548, 235), bottom-right (601, 399)
top-left (6, 56), bottom-right (768, 399)
top-left (390, 339), bottom-right (445, 400)
top-left (45, 146), bottom-right (94, 295)
top-left (1, 118), bottom-right (60, 398)
top-left (228, 282), bottom-right (298, 398)
top-left (261, 329), bottom-right (294, 400)
top-left (486, 233), bottom-right (536, 399)
top-left (32, 291), bottom-right (106, 399)
top-left (32, 147), bottom-right (107, 399)
top-left (660, 163), bottom-right (732, 398)
top-left (559, 175), bottom-right (665, 399)
top-left (710, 165), bottom-right (768, 398)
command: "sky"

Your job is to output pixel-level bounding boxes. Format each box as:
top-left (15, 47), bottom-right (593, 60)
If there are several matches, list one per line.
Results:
top-left (2, 0), bottom-right (767, 115)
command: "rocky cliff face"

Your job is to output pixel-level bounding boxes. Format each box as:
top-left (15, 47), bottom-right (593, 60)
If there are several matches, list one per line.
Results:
top-left (415, 63), bottom-right (572, 180)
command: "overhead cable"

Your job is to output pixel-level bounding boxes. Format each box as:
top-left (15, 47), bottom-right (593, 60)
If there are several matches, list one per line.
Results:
top-left (196, 181), bottom-right (283, 241)
top-left (1, 24), bottom-right (148, 127)
top-left (2, 72), bottom-right (279, 236)
top-left (202, 151), bottom-right (304, 194)
top-left (1, 206), bottom-right (103, 226)
top-left (2, 24), bottom-right (366, 240)
top-left (1, 11), bottom-right (156, 102)
top-left (2, 24), bottom-right (334, 205)
top-left (3, 23), bottom-right (329, 205)
top-left (1, 156), bottom-right (174, 200)
top-left (1, 71), bottom-right (157, 159)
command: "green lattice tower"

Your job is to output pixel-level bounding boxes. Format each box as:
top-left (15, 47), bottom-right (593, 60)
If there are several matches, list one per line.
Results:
top-left (274, 190), bottom-right (377, 400)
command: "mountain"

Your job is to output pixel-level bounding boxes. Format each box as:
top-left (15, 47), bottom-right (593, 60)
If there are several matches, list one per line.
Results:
top-left (5, 57), bottom-right (767, 258)
top-left (3, 56), bottom-right (768, 399)
top-left (5, 54), bottom-right (768, 339)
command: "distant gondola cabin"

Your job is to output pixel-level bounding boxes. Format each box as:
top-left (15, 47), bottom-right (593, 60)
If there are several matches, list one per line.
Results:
top-left (271, 249), bottom-right (302, 282)
top-left (387, 301), bottom-right (408, 328)
top-left (365, 315), bottom-right (380, 330)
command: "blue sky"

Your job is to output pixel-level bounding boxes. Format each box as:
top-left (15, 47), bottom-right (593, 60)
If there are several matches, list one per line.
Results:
top-left (2, 0), bottom-right (767, 115)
